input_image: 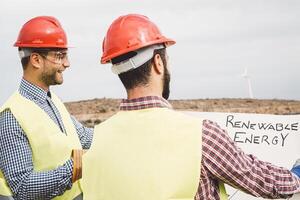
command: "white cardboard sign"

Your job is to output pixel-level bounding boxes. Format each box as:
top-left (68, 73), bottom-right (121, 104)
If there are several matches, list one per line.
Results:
top-left (185, 111), bottom-right (300, 200)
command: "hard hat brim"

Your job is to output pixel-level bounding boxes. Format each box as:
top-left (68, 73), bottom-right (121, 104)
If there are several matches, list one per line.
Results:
top-left (101, 38), bottom-right (175, 64)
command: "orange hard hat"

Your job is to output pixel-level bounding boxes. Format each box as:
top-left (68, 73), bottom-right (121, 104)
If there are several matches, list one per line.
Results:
top-left (101, 14), bottom-right (175, 64)
top-left (14, 16), bottom-right (69, 48)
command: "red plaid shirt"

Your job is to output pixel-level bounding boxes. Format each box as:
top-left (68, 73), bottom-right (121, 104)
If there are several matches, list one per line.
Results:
top-left (120, 96), bottom-right (300, 200)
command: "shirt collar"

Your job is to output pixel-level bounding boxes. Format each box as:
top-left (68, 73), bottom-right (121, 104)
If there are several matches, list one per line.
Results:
top-left (120, 96), bottom-right (172, 111)
top-left (19, 78), bottom-right (50, 103)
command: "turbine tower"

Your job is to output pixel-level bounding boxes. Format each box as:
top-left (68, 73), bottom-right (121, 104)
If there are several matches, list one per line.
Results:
top-left (241, 67), bottom-right (254, 99)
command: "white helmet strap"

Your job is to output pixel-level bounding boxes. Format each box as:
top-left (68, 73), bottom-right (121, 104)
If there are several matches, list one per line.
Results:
top-left (111, 44), bottom-right (165, 75)
top-left (18, 49), bottom-right (33, 59)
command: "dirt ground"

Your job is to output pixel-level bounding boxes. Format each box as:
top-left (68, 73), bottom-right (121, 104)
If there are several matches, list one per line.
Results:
top-left (65, 98), bottom-right (300, 127)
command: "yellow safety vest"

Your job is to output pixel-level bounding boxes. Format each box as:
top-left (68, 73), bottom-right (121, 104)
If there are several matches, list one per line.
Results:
top-left (82, 107), bottom-right (228, 200)
top-left (0, 92), bottom-right (82, 200)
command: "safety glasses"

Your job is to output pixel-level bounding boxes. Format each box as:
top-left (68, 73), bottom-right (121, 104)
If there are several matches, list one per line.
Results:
top-left (39, 50), bottom-right (69, 65)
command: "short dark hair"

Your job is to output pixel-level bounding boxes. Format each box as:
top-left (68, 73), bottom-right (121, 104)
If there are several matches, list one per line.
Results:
top-left (114, 48), bottom-right (166, 90)
top-left (20, 56), bottom-right (30, 70)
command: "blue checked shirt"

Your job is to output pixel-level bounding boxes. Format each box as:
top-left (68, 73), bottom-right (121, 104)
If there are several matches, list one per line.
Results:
top-left (0, 79), bottom-right (93, 200)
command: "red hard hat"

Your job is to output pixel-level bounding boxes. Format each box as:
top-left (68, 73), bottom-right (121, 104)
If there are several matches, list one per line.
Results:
top-left (101, 14), bottom-right (175, 64)
top-left (14, 16), bottom-right (69, 48)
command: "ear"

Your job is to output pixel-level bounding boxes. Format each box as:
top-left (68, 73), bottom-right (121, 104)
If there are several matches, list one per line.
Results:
top-left (152, 54), bottom-right (164, 75)
top-left (29, 53), bottom-right (43, 69)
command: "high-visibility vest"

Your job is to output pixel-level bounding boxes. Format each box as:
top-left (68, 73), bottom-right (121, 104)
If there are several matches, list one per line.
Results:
top-left (0, 92), bottom-right (82, 200)
top-left (82, 107), bottom-right (228, 200)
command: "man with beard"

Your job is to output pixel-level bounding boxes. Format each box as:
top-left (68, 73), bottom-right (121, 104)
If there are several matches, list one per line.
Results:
top-left (0, 16), bottom-right (93, 200)
top-left (82, 14), bottom-right (300, 200)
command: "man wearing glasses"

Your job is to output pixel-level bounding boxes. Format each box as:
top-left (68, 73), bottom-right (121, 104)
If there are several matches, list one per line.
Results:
top-left (0, 16), bottom-right (92, 200)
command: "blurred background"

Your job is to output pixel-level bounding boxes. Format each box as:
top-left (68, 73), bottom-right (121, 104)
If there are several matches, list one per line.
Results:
top-left (1, 0), bottom-right (300, 104)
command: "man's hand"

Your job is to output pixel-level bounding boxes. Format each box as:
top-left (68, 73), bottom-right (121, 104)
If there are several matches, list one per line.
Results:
top-left (71, 149), bottom-right (87, 183)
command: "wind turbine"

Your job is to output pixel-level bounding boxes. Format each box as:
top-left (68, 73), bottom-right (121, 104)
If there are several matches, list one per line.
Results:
top-left (241, 67), bottom-right (254, 99)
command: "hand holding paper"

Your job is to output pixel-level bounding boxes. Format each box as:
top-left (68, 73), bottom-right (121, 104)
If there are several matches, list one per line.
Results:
top-left (291, 159), bottom-right (300, 178)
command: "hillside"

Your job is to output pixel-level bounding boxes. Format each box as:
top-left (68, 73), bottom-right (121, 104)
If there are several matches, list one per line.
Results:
top-left (65, 98), bottom-right (300, 127)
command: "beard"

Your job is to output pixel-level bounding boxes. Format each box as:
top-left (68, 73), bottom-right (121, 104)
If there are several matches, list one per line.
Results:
top-left (162, 66), bottom-right (170, 100)
top-left (40, 65), bottom-right (63, 86)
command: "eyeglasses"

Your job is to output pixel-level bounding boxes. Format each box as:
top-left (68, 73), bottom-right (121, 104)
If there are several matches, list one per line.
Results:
top-left (39, 50), bottom-right (69, 65)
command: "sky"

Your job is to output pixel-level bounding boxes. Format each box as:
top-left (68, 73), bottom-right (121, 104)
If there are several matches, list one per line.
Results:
top-left (1, 0), bottom-right (300, 104)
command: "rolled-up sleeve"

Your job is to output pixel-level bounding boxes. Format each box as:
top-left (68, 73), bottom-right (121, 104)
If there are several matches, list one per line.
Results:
top-left (197, 120), bottom-right (300, 199)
